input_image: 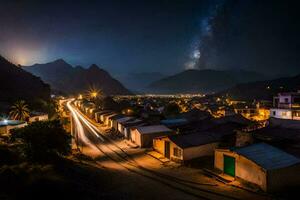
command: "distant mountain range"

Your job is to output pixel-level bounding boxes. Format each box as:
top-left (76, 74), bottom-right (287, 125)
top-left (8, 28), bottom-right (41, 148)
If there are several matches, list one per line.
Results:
top-left (221, 74), bottom-right (300, 101)
top-left (147, 69), bottom-right (268, 94)
top-left (0, 55), bottom-right (50, 104)
top-left (117, 72), bottom-right (166, 92)
top-left (24, 59), bottom-right (131, 95)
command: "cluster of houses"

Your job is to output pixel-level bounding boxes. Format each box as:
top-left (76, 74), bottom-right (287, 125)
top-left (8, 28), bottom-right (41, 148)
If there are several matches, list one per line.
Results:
top-left (74, 91), bottom-right (300, 192)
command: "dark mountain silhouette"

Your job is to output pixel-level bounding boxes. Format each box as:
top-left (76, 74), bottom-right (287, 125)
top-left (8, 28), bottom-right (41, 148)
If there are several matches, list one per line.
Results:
top-left (117, 72), bottom-right (166, 92)
top-left (0, 55), bottom-right (50, 103)
top-left (147, 69), bottom-right (266, 94)
top-left (221, 74), bottom-right (300, 101)
top-left (24, 60), bottom-right (131, 95)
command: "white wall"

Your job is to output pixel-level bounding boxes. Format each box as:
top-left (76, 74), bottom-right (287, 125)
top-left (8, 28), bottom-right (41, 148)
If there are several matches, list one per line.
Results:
top-left (270, 108), bottom-right (293, 119)
top-left (215, 150), bottom-right (267, 191)
top-left (183, 143), bottom-right (218, 160)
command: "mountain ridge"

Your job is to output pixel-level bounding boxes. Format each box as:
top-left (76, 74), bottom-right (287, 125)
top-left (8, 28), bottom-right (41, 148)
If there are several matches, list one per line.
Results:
top-left (24, 59), bottom-right (131, 95)
top-left (147, 69), bottom-right (267, 94)
top-left (0, 55), bottom-right (50, 104)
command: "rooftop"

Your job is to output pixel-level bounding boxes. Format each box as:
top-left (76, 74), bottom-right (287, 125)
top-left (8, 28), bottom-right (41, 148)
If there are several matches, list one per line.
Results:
top-left (232, 143), bottom-right (300, 170)
top-left (115, 116), bottom-right (134, 123)
top-left (0, 120), bottom-right (26, 127)
top-left (136, 125), bottom-right (172, 134)
top-left (169, 132), bottom-right (220, 149)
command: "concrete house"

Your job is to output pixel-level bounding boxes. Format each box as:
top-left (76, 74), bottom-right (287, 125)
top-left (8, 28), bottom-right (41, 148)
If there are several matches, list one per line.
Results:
top-left (119, 119), bottom-right (146, 139)
top-left (215, 143), bottom-right (300, 192)
top-left (0, 120), bottom-right (27, 135)
top-left (28, 112), bottom-right (48, 123)
top-left (101, 112), bottom-right (117, 125)
top-left (131, 125), bottom-right (173, 147)
top-left (114, 116), bottom-right (133, 132)
top-left (108, 114), bottom-right (124, 128)
top-left (99, 112), bottom-right (114, 123)
top-left (270, 91), bottom-right (300, 120)
top-left (94, 110), bottom-right (111, 123)
top-left (153, 132), bottom-right (219, 163)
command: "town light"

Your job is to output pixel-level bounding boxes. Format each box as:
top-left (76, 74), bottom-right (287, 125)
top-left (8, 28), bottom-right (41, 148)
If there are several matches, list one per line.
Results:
top-left (91, 92), bottom-right (97, 98)
top-left (78, 94), bottom-right (83, 99)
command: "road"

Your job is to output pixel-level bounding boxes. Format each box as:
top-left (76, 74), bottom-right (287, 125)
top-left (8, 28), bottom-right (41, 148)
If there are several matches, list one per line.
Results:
top-left (66, 100), bottom-right (270, 200)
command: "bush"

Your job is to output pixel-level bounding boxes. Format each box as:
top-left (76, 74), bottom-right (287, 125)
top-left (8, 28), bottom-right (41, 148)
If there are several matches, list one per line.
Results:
top-left (11, 120), bottom-right (71, 162)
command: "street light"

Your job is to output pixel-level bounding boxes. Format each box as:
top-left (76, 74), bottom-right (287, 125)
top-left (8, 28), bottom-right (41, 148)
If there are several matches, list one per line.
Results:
top-left (91, 92), bottom-right (98, 98)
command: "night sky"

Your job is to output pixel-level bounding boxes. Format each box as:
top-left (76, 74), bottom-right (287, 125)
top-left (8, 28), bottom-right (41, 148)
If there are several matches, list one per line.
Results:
top-left (0, 0), bottom-right (219, 75)
top-left (1, 0), bottom-right (300, 77)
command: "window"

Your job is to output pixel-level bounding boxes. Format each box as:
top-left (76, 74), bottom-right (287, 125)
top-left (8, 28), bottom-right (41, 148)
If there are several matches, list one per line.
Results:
top-left (282, 112), bottom-right (287, 117)
top-left (273, 111), bottom-right (276, 116)
top-left (284, 98), bottom-right (289, 103)
top-left (173, 147), bottom-right (182, 157)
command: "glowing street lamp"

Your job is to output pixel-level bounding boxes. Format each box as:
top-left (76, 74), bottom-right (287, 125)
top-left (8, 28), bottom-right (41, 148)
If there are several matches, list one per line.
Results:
top-left (78, 94), bottom-right (83, 100)
top-left (91, 92), bottom-right (98, 98)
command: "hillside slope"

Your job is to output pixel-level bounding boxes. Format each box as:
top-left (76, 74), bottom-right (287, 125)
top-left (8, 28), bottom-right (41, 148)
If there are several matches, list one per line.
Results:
top-left (147, 69), bottom-right (265, 94)
top-left (24, 60), bottom-right (131, 95)
top-left (0, 55), bottom-right (50, 104)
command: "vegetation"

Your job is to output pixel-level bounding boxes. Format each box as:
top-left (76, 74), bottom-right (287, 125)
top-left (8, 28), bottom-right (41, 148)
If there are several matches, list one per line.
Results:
top-left (164, 103), bottom-right (181, 117)
top-left (9, 100), bottom-right (30, 121)
top-left (11, 120), bottom-right (71, 162)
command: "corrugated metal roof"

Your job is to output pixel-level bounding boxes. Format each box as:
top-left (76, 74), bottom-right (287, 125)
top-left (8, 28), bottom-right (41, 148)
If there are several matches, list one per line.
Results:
top-left (161, 118), bottom-right (188, 125)
top-left (115, 117), bottom-right (133, 123)
top-left (169, 132), bottom-right (220, 149)
top-left (234, 143), bottom-right (300, 170)
top-left (136, 125), bottom-right (172, 134)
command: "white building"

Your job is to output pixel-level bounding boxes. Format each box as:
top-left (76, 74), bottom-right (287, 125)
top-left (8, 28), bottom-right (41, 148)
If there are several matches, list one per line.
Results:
top-left (215, 143), bottom-right (300, 192)
top-left (0, 120), bottom-right (27, 135)
top-left (131, 125), bottom-right (174, 148)
top-left (153, 132), bottom-right (219, 163)
top-left (28, 112), bottom-right (49, 123)
top-left (270, 91), bottom-right (300, 120)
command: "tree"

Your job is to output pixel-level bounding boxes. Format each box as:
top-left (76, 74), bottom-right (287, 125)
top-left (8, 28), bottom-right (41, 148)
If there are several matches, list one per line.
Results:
top-left (164, 103), bottom-right (180, 117)
top-left (9, 100), bottom-right (30, 121)
top-left (11, 120), bottom-right (71, 162)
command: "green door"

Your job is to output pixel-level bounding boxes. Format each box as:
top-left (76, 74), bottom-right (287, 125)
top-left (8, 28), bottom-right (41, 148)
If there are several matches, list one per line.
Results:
top-left (224, 155), bottom-right (235, 177)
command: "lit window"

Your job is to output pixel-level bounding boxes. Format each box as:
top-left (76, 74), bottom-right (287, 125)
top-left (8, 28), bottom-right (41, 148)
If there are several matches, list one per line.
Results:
top-left (173, 147), bottom-right (182, 157)
top-left (282, 112), bottom-right (287, 116)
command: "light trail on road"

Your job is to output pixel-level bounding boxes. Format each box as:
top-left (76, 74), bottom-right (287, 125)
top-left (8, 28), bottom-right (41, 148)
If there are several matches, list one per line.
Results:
top-left (66, 100), bottom-right (98, 151)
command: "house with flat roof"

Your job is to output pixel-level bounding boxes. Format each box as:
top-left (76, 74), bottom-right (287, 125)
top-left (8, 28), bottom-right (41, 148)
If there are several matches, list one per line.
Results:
top-left (153, 132), bottom-right (220, 163)
top-left (215, 143), bottom-right (300, 192)
top-left (114, 116), bottom-right (134, 132)
top-left (94, 110), bottom-right (112, 122)
top-left (119, 119), bottom-right (146, 139)
top-left (28, 112), bottom-right (48, 123)
top-left (131, 125), bottom-right (174, 147)
top-left (0, 120), bottom-right (27, 135)
top-left (270, 91), bottom-right (300, 120)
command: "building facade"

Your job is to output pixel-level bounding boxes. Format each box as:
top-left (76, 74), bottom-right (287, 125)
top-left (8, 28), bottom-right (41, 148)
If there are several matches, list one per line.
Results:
top-left (270, 92), bottom-right (300, 120)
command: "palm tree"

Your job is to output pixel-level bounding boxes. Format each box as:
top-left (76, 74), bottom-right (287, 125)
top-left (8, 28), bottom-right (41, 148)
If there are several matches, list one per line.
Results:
top-left (9, 100), bottom-right (30, 121)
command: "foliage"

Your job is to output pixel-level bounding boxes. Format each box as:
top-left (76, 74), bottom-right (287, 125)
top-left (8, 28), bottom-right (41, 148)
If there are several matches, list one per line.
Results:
top-left (164, 103), bottom-right (180, 117)
top-left (96, 96), bottom-right (119, 110)
top-left (9, 100), bottom-right (30, 121)
top-left (11, 120), bottom-right (71, 162)
top-left (0, 144), bottom-right (21, 165)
